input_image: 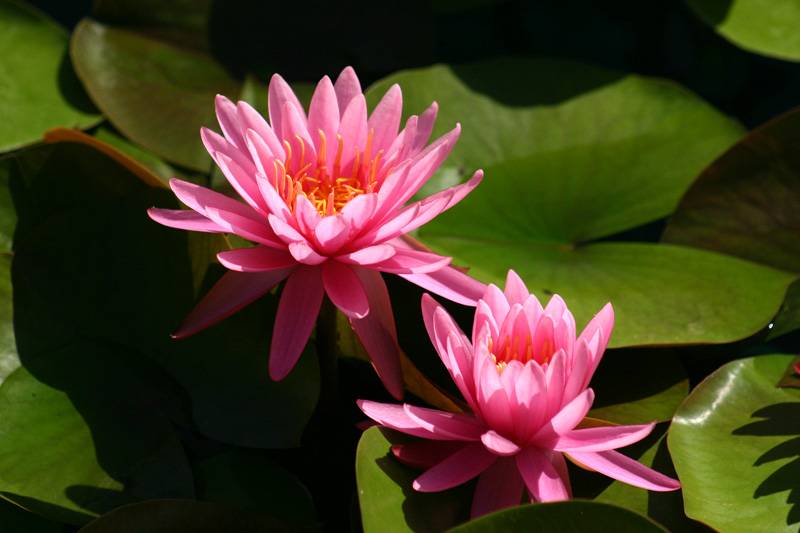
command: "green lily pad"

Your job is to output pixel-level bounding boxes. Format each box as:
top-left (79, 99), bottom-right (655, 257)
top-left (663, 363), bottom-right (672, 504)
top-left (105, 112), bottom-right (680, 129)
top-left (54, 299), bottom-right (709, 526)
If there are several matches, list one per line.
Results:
top-left (448, 501), bottom-right (668, 533)
top-left (78, 499), bottom-right (314, 532)
top-left (356, 426), bottom-right (472, 532)
top-left (0, 496), bottom-right (63, 532)
top-left (193, 449), bottom-right (317, 525)
top-left (0, 255), bottom-right (20, 385)
top-left (6, 140), bottom-right (319, 448)
top-left (364, 60), bottom-right (793, 347)
top-left (0, 0), bottom-right (101, 153)
top-left (0, 342), bottom-right (194, 525)
top-left (669, 354), bottom-right (800, 532)
top-left (685, 0), bottom-right (800, 62)
top-left (71, 18), bottom-right (241, 171)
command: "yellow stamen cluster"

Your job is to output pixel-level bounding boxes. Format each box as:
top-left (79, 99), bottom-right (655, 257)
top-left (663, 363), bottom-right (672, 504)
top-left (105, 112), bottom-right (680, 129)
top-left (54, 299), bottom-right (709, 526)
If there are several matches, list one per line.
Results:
top-left (272, 129), bottom-right (386, 217)
top-left (489, 333), bottom-right (555, 374)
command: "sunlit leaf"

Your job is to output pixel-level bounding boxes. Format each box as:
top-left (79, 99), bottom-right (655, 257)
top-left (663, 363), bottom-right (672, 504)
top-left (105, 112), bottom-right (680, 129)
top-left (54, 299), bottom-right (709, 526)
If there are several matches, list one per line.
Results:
top-left (0, 0), bottom-right (100, 153)
top-left (669, 354), bottom-right (800, 532)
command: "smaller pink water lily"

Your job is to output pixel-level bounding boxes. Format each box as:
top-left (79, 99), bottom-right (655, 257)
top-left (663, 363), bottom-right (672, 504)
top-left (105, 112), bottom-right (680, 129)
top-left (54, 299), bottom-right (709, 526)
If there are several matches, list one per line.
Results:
top-left (149, 67), bottom-right (485, 399)
top-left (358, 270), bottom-right (680, 518)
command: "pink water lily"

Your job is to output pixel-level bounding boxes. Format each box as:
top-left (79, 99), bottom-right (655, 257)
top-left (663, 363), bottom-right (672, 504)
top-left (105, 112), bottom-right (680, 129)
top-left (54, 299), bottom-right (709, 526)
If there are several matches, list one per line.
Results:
top-left (358, 270), bottom-right (680, 518)
top-left (148, 67), bottom-right (485, 398)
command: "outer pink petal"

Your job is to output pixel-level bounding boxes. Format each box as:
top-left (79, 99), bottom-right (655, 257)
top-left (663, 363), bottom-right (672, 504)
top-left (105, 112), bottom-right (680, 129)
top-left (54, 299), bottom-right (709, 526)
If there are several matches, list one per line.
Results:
top-left (578, 303), bottom-right (614, 387)
top-left (217, 247), bottom-right (297, 272)
top-left (516, 447), bottom-right (570, 503)
top-left (471, 456), bottom-right (525, 519)
top-left (413, 442), bottom-right (497, 492)
top-left (552, 422), bottom-right (656, 453)
top-left (567, 450), bottom-right (681, 492)
top-left (338, 94), bottom-right (369, 176)
top-left (238, 101), bottom-right (285, 161)
top-left (173, 268), bottom-right (294, 338)
top-left (392, 440), bottom-right (470, 470)
top-left (269, 266), bottom-right (324, 380)
top-left (367, 84), bottom-right (402, 154)
top-left (542, 449), bottom-right (572, 499)
top-left (268, 73), bottom-right (307, 138)
top-left (322, 261), bottom-right (368, 319)
top-left (411, 102), bottom-right (439, 153)
top-left (403, 404), bottom-right (486, 441)
top-left (204, 205), bottom-right (285, 248)
top-left (148, 208), bottom-right (227, 233)
top-left (357, 400), bottom-right (448, 440)
top-left (215, 95), bottom-right (245, 149)
top-left (399, 265), bottom-right (486, 306)
top-left (480, 429), bottom-right (521, 456)
top-left (349, 268), bottom-right (404, 399)
top-left (333, 66), bottom-right (362, 118)
top-left (503, 270), bottom-right (530, 306)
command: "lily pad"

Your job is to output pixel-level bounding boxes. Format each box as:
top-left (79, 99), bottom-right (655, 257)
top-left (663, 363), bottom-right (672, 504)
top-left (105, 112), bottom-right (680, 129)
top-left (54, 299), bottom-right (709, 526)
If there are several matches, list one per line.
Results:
top-left (0, 343), bottom-right (194, 525)
top-left (0, 255), bottom-right (20, 385)
top-left (448, 501), bottom-right (668, 533)
top-left (365, 60), bottom-right (793, 347)
top-left (0, 0), bottom-right (100, 153)
top-left (685, 0), bottom-right (800, 62)
top-left (669, 354), bottom-right (800, 532)
top-left (356, 426), bottom-right (472, 532)
top-left (70, 18), bottom-right (241, 171)
top-left (78, 499), bottom-right (313, 532)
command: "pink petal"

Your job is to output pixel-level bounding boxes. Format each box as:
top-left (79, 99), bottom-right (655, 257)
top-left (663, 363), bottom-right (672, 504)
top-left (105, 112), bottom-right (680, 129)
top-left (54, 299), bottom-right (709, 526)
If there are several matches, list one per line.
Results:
top-left (413, 442), bottom-right (497, 492)
top-left (238, 101), bottom-right (285, 161)
top-left (293, 195), bottom-right (322, 236)
top-left (349, 268), bottom-right (404, 399)
top-left (471, 456), bottom-right (525, 519)
top-left (367, 84), bottom-right (402, 154)
top-left (529, 388), bottom-right (594, 445)
top-left (567, 450), bottom-right (681, 492)
top-left (215, 94), bottom-right (245, 149)
top-left (338, 94), bottom-right (369, 176)
top-left (148, 208), bottom-right (227, 233)
top-left (336, 245), bottom-right (396, 266)
top-left (412, 102), bottom-right (438, 153)
top-left (288, 241), bottom-right (327, 265)
top-left (542, 448), bottom-right (573, 499)
top-left (552, 422), bottom-right (655, 453)
top-left (578, 302), bottom-right (614, 387)
top-left (480, 429), bottom-right (521, 456)
top-left (516, 447), bottom-right (570, 503)
top-left (217, 247), bottom-right (297, 272)
top-left (392, 440), bottom-right (470, 470)
top-left (333, 66), bottom-right (362, 118)
top-left (281, 101), bottom-right (317, 173)
top-left (339, 191), bottom-right (378, 235)
top-left (562, 338), bottom-right (590, 405)
top-left (357, 400), bottom-right (447, 440)
top-left (268, 213), bottom-right (305, 244)
top-left (322, 261), bottom-right (368, 319)
top-left (312, 214), bottom-right (351, 255)
top-left (503, 270), bottom-right (530, 306)
top-left (173, 268), bottom-right (294, 338)
top-left (478, 284), bottom-right (511, 332)
top-left (204, 205), bottom-right (285, 248)
top-left (399, 265), bottom-right (486, 306)
top-left (268, 73), bottom-right (307, 139)
top-left (369, 247), bottom-right (451, 275)
top-left (474, 353), bottom-right (515, 437)
top-left (403, 404), bottom-right (486, 441)
top-left (306, 75), bottom-right (340, 165)
top-left (269, 266), bottom-right (324, 380)
top-left (201, 130), bottom-right (267, 215)
top-left (510, 362), bottom-right (548, 443)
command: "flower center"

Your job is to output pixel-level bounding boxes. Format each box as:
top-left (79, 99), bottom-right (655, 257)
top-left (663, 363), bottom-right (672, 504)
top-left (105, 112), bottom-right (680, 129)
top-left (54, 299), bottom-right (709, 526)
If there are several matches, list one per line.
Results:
top-left (489, 334), bottom-right (555, 374)
top-left (271, 129), bottom-right (386, 217)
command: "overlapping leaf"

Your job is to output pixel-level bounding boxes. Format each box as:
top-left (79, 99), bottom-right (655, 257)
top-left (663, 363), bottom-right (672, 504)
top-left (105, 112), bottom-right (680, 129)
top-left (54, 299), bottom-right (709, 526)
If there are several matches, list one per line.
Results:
top-left (365, 59), bottom-right (794, 348)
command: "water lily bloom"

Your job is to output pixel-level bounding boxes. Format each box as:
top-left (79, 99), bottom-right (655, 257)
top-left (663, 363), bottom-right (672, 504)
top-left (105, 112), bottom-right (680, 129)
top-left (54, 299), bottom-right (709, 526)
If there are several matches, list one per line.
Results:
top-left (148, 67), bottom-right (484, 398)
top-left (358, 270), bottom-right (680, 518)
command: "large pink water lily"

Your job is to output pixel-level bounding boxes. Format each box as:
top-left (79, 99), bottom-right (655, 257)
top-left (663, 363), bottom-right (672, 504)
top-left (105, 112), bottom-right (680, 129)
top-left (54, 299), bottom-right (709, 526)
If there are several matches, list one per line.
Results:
top-left (358, 270), bottom-right (680, 518)
top-left (148, 67), bottom-right (485, 399)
